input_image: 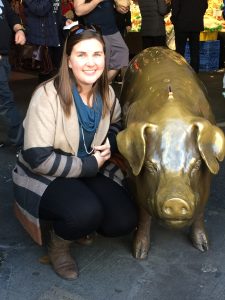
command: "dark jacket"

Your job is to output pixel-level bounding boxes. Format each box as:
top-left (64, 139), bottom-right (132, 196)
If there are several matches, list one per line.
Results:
top-left (138, 0), bottom-right (170, 37)
top-left (171, 0), bottom-right (208, 32)
top-left (0, 0), bottom-right (21, 54)
top-left (23, 0), bottom-right (66, 47)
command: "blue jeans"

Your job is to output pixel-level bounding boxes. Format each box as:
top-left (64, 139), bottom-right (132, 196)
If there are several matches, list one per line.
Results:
top-left (0, 56), bottom-right (23, 146)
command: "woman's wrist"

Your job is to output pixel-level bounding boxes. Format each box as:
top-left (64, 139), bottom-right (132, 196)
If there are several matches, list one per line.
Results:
top-left (80, 155), bottom-right (99, 177)
top-left (16, 28), bottom-right (25, 33)
top-left (13, 24), bottom-right (25, 33)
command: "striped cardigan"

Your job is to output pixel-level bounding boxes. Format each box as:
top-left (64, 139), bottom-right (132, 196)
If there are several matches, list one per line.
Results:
top-left (12, 80), bottom-right (122, 245)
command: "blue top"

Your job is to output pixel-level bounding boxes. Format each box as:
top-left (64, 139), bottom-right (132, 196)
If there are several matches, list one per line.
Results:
top-left (84, 0), bottom-right (118, 35)
top-left (73, 86), bottom-right (103, 158)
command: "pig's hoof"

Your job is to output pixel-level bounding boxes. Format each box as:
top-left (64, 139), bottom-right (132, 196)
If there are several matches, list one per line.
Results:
top-left (132, 240), bottom-right (150, 259)
top-left (133, 248), bottom-right (148, 260)
top-left (190, 231), bottom-right (209, 252)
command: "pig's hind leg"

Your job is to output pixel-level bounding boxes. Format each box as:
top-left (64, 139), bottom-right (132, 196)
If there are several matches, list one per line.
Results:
top-left (133, 207), bottom-right (151, 259)
top-left (190, 213), bottom-right (209, 252)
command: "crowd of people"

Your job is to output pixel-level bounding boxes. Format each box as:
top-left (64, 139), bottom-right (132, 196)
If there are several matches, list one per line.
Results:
top-left (0, 0), bottom-right (211, 280)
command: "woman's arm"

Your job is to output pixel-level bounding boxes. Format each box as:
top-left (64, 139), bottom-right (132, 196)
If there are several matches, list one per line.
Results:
top-left (74, 0), bottom-right (103, 16)
top-left (5, 0), bottom-right (21, 28)
top-left (22, 86), bottom-right (98, 178)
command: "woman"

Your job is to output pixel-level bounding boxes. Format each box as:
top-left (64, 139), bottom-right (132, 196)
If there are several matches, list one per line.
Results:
top-left (12, 24), bottom-right (137, 280)
top-left (23, 0), bottom-right (71, 80)
top-left (171, 0), bottom-right (208, 73)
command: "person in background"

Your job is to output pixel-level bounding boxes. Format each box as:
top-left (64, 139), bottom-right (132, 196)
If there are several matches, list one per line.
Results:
top-left (12, 23), bottom-right (137, 280)
top-left (137, 0), bottom-right (171, 49)
top-left (23, 0), bottom-right (72, 80)
top-left (171, 0), bottom-right (208, 73)
top-left (0, 0), bottom-right (26, 148)
top-left (73, 0), bottom-right (130, 83)
top-left (114, 8), bottom-right (131, 83)
top-left (115, 8), bottom-right (131, 38)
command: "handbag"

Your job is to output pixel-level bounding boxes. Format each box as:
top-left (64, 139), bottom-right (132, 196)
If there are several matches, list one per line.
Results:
top-left (16, 44), bottom-right (40, 70)
top-left (18, 44), bottom-right (54, 74)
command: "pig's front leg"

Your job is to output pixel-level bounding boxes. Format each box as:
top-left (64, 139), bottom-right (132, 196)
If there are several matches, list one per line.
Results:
top-left (190, 213), bottom-right (209, 252)
top-left (133, 207), bottom-right (151, 259)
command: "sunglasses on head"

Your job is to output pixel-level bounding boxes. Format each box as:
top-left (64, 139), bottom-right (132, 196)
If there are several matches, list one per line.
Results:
top-left (69, 24), bottom-right (102, 36)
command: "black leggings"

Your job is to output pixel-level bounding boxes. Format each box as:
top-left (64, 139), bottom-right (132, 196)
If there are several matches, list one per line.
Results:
top-left (39, 174), bottom-right (138, 240)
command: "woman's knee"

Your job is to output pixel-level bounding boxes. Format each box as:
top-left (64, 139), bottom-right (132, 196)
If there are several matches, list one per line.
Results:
top-left (69, 200), bottom-right (104, 230)
top-left (57, 198), bottom-right (104, 238)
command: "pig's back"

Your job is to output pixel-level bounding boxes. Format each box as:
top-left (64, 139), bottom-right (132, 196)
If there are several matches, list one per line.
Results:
top-left (120, 47), bottom-right (213, 123)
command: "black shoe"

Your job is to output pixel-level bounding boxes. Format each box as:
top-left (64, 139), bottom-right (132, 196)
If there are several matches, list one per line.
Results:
top-left (114, 73), bottom-right (123, 85)
top-left (114, 79), bottom-right (123, 85)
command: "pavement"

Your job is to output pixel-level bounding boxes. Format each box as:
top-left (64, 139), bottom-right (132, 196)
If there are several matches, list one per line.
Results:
top-left (0, 69), bottom-right (225, 300)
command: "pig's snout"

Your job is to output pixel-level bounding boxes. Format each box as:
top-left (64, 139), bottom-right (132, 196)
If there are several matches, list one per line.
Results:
top-left (162, 198), bottom-right (192, 219)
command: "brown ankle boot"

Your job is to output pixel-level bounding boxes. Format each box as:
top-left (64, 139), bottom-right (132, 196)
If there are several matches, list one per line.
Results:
top-left (48, 231), bottom-right (78, 280)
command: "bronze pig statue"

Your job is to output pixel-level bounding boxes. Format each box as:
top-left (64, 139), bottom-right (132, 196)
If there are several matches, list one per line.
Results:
top-left (116, 47), bottom-right (225, 259)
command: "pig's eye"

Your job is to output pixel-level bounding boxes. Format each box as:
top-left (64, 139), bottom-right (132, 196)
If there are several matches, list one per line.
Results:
top-left (144, 161), bottom-right (158, 174)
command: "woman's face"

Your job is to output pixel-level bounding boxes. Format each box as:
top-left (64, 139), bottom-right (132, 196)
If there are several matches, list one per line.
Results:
top-left (68, 38), bottom-right (105, 88)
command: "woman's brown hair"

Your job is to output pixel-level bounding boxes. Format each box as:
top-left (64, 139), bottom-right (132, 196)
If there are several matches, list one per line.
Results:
top-left (54, 27), bottom-right (110, 117)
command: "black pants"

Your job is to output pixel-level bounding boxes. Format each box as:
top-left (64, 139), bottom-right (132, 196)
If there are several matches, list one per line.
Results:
top-left (39, 174), bottom-right (138, 240)
top-left (142, 35), bottom-right (166, 50)
top-left (175, 31), bottom-right (200, 73)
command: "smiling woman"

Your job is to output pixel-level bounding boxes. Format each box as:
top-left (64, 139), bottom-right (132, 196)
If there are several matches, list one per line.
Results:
top-left (68, 38), bottom-right (105, 97)
top-left (12, 22), bottom-right (138, 280)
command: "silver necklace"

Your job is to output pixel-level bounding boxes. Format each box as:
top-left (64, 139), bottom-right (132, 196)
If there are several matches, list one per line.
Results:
top-left (81, 126), bottom-right (95, 155)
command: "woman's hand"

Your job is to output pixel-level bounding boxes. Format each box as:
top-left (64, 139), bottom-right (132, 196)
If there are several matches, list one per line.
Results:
top-left (14, 30), bottom-right (26, 45)
top-left (116, 5), bottom-right (129, 14)
top-left (65, 19), bottom-right (73, 26)
top-left (93, 144), bottom-right (111, 168)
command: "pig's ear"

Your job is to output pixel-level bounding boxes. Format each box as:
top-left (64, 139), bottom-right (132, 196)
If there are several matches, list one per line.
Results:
top-left (194, 119), bottom-right (225, 174)
top-left (116, 122), bottom-right (156, 176)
